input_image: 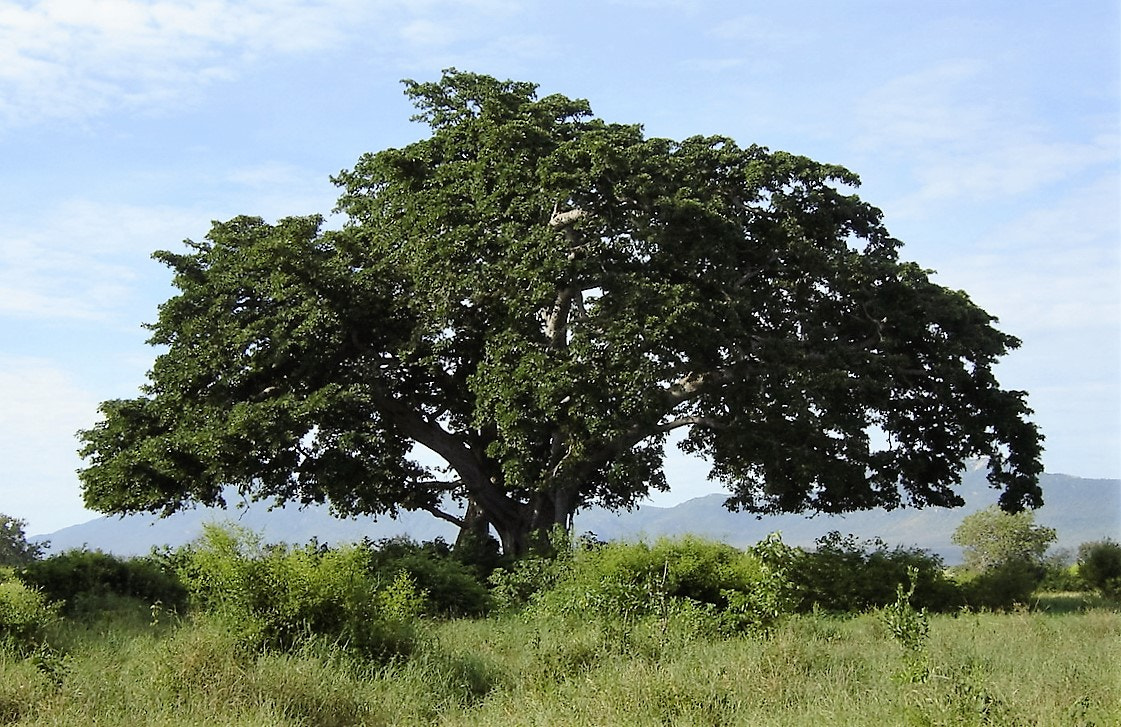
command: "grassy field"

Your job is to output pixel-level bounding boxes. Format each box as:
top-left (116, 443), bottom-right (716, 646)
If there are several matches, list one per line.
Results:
top-left (2, 597), bottom-right (1117, 726)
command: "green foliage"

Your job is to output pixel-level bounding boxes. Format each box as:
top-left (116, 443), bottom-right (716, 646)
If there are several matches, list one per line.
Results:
top-left (77, 70), bottom-right (1043, 557)
top-left (950, 505), bottom-right (1057, 610)
top-left (0, 514), bottom-right (44, 567)
top-left (959, 559), bottom-right (1041, 610)
top-left (1078, 539), bottom-right (1121, 599)
top-left (18, 548), bottom-right (187, 616)
top-left (790, 531), bottom-right (963, 613)
top-left (952, 505), bottom-right (1056, 572)
top-left (522, 535), bottom-right (796, 634)
top-left (176, 524), bottom-right (426, 659)
top-left (0, 579), bottom-right (60, 657)
top-left (1038, 548), bottom-right (1083, 592)
top-left (362, 537), bottom-right (491, 616)
top-left (879, 567), bottom-right (930, 683)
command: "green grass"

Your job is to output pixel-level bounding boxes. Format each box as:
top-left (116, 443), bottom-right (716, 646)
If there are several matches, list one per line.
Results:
top-left (2, 597), bottom-right (1118, 726)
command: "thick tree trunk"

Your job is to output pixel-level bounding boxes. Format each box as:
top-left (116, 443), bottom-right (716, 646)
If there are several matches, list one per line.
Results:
top-left (453, 498), bottom-right (491, 550)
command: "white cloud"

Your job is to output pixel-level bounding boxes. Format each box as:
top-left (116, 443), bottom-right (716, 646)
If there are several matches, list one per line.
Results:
top-left (0, 0), bottom-right (531, 129)
top-left (854, 61), bottom-right (1119, 217)
top-left (933, 174), bottom-right (1120, 335)
top-left (0, 198), bottom-right (200, 321)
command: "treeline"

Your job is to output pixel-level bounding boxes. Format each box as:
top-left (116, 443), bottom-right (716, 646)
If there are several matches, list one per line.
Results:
top-left (3, 522), bottom-right (1119, 663)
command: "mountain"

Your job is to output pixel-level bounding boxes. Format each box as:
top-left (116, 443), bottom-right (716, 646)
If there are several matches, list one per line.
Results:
top-left (35, 470), bottom-right (1119, 563)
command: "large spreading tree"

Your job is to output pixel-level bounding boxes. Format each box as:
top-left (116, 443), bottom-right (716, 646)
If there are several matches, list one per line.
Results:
top-left (78, 71), bottom-right (1043, 556)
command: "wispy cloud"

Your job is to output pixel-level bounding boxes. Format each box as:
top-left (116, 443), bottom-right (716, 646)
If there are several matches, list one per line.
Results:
top-left (934, 173), bottom-right (1120, 335)
top-left (854, 60), bottom-right (1119, 217)
top-left (0, 0), bottom-right (532, 129)
top-left (0, 198), bottom-right (201, 320)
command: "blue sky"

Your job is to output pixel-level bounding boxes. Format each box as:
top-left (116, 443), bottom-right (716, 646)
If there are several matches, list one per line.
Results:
top-left (1, 0), bottom-right (1117, 536)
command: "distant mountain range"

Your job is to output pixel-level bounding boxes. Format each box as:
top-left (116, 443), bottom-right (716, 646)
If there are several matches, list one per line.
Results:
top-left (35, 469), bottom-right (1119, 564)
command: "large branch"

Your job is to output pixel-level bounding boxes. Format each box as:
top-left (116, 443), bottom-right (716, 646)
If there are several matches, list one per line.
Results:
top-left (417, 503), bottom-right (465, 529)
top-left (370, 388), bottom-right (521, 530)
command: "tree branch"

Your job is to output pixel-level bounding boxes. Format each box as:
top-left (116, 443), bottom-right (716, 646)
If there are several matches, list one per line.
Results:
top-left (416, 503), bottom-right (465, 529)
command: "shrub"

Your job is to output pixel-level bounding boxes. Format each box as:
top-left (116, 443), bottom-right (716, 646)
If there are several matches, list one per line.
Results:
top-left (18, 548), bottom-right (187, 615)
top-left (363, 537), bottom-right (491, 616)
top-left (487, 526), bottom-right (573, 612)
top-left (960, 559), bottom-right (1040, 610)
top-left (0, 580), bottom-right (60, 657)
top-left (1039, 548), bottom-right (1083, 592)
top-left (176, 524), bottom-right (427, 659)
top-left (526, 535), bottom-right (796, 634)
top-left (1077, 539), bottom-right (1121, 599)
top-left (788, 532), bottom-right (963, 613)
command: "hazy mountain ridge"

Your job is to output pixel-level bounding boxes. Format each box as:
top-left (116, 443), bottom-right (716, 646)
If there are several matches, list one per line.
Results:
top-left (35, 470), bottom-right (1119, 564)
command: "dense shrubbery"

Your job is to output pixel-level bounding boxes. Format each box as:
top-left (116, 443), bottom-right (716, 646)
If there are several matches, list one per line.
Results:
top-left (174, 524), bottom-right (427, 659)
top-left (492, 533), bottom-right (799, 635)
top-left (4, 518), bottom-right (1113, 677)
top-left (957, 560), bottom-right (1041, 610)
top-left (0, 573), bottom-right (59, 657)
top-left (362, 537), bottom-right (492, 616)
top-left (788, 532), bottom-right (963, 613)
top-left (18, 548), bottom-right (187, 615)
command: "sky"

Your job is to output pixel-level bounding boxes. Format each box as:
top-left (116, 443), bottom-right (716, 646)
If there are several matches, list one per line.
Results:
top-left (1, 0), bottom-right (1118, 537)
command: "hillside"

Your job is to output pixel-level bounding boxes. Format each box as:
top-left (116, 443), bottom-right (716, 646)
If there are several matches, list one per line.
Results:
top-left (36, 470), bottom-right (1118, 563)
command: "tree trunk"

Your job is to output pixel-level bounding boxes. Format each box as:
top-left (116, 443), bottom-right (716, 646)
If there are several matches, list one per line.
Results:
top-left (453, 497), bottom-right (491, 550)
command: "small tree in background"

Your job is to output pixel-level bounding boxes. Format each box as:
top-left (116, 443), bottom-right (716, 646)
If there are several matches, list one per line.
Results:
top-left (952, 505), bottom-right (1057, 608)
top-left (0, 514), bottom-right (45, 568)
top-left (1077, 539), bottom-right (1121, 599)
top-left (952, 505), bottom-right (1056, 572)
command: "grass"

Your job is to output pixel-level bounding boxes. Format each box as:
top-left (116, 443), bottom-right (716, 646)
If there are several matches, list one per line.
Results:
top-left (2, 595), bottom-right (1118, 726)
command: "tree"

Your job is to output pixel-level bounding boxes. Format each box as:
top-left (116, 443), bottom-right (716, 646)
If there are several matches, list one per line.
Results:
top-left (0, 514), bottom-right (44, 567)
top-left (951, 505), bottom-right (1056, 572)
top-left (1077, 539), bottom-right (1121, 598)
top-left (77, 71), bottom-right (1044, 556)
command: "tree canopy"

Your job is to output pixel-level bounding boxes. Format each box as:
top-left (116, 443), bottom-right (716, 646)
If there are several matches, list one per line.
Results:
top-left (77, 70), bottom-right (1044, 555)
top-left (951, 505), bottom-right (1056, 572)
top-left (0, 514), bottom-right (44, 566)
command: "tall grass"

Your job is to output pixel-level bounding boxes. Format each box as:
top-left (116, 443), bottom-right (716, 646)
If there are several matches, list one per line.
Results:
top-left (3, 531), bottom-right (1118, 725)
top-left (2, 600), bottom-right (1116, 726)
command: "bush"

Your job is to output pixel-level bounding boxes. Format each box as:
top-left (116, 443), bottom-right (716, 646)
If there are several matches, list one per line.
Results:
top-left (788, 532), bottom-right (963, 613)
top-left (0, 580), bottom-right (60, 657)
top-left (18, 548), bottom-right (187, 616)
top-left (363, 537), bottom-right (491, 616)
top-left (960, 559), bottom-right (1040, 610)
top-left (525, 535), bottom-right (796, 634)
top-left (176, 524), bottom-right (427, 659)
top-left (487, 526), bottom-right (573, 612)
top-left (1078, 539), bottom-right (1121, 599)
top-left (1039, 549), bottom-right (1083, 592)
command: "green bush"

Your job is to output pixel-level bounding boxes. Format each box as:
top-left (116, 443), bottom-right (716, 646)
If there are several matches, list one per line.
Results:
top-left (959, 559), bottom-right (1040, 610)
top-left (1077, 539), bottom-right (1121, 599)
top-left (525, 535), bottom-right (796, 634)
top-left (176, 524), bottom-right (427, 659)
top-left (487, 527), bottom-right (573, 612)
top-left (0, 580), bottom-right (60, 657)
top-left (1039, 549), bottom-right (1083, 592)
top-left (18, 548), bottom-right (187, 616)
top-left (788, 532), bottom-right (963, 613)
top-left (363, 537), bottom-right (492, 616)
